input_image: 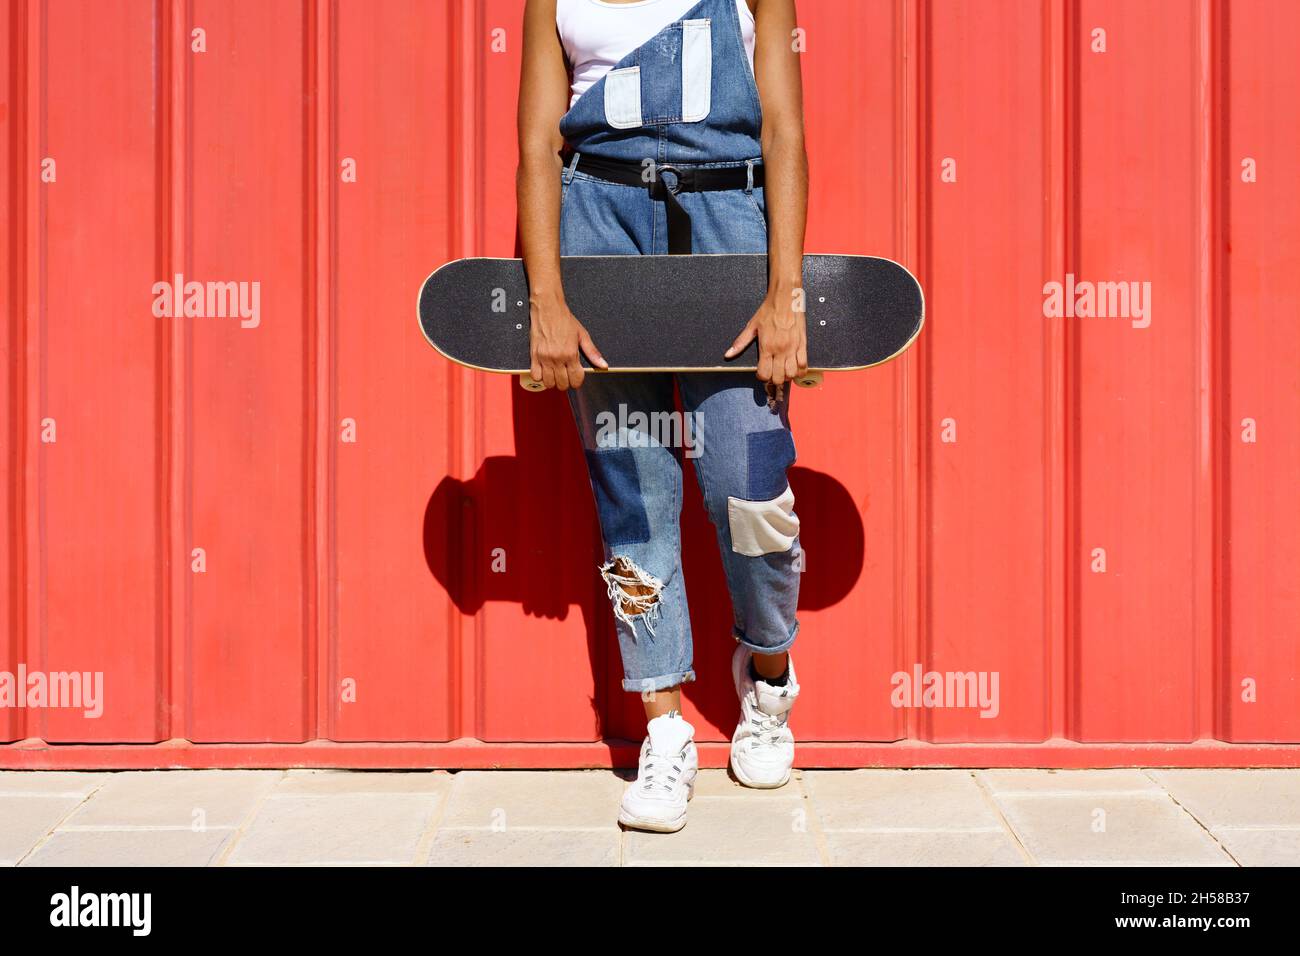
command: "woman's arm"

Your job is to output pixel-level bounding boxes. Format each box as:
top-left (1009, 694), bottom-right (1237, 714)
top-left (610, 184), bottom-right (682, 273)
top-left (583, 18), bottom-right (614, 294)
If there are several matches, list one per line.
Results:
top-left (517, 0), bottom-right (606, 390)
top-left (725, 0), bottom-right (809, 388)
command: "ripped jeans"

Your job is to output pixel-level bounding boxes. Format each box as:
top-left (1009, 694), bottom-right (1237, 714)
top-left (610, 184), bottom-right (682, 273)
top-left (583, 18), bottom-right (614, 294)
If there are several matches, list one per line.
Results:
top-left (570, 373), bottom-right (801, 693)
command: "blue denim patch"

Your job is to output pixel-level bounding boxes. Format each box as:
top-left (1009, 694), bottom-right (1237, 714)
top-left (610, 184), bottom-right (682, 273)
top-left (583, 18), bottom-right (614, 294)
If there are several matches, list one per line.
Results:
top-left (584, 448), bottom-right (652, 546)
top-left (745, 429), bottom-right (796, 501)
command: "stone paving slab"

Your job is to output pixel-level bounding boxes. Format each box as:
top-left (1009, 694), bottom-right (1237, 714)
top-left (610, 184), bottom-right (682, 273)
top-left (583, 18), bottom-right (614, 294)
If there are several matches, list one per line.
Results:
top-left (439, 770), bottom-right (624, 830)
top-left (993, 792), bottom-right (1235, 866)
top-left (428, 828), bottom-right (620, 867)
top-left (692, 768), bottom-right (802, 797)
top-left (61, 770), bottom-right (281, 829)
top-left (624, 795), bottom-right (821, 866)
top-left (1209, 828), bottom-right (1300, 867)
top-left (803, 769), bottom-right (1003, 831)
top-left (275, 769), bottom-right (451, 795)
top-left (0, 796), bottom-right (86, 866)
top-left (22, 827), bottom-right (234, 867)
top-left (824, 829), bottom-right (1026, 867)
top-left (976, 769), bottom-right (1163, 794)
top-left (1149, 769), bottom-right (1300, 828)
top-left (0, 771), bottom-right (108, 797)
top-left (228, 792), bottom-right (441, 866)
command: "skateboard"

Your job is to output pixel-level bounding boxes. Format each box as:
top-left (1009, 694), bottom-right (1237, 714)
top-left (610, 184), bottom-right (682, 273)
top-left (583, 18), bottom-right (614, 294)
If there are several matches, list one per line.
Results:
top-left (417, 254), bottom-right (923, 391)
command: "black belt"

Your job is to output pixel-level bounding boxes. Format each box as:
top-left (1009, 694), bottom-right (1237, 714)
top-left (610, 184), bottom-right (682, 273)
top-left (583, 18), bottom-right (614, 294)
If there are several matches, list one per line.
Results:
top-left (571, 154), bottom-right (764, 255)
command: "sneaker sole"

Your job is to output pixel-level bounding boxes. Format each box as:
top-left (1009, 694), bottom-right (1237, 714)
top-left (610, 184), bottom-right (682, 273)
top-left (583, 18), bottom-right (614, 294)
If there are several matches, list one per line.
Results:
top-left (618, 810), bottom-right (688, 833)
top-left (729, 757), bottom-right (791, 790)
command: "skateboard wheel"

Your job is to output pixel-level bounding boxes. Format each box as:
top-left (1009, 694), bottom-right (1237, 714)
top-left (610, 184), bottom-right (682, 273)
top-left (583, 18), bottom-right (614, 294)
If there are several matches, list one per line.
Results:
top-left (795, 371), bottom-right (824, 388)
top-left (518, 373), bottom-right (547, 392)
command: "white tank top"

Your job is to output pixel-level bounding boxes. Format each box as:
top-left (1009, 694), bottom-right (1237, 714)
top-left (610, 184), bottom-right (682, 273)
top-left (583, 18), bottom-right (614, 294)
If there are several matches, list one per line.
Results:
top-left (557, 0), bottom-right (756, 107)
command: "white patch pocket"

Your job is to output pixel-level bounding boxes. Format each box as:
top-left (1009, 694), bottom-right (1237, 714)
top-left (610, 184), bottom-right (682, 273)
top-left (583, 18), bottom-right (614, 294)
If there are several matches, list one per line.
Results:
top-left (680, 19), bottom-right (712, 123)
top-left (727, 485), bottom-right (800, 557)
top-left (604, 66), bottom-right (643, 129)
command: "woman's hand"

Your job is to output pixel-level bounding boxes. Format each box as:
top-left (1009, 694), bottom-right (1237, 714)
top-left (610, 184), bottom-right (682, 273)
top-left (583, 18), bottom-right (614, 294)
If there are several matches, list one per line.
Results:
top-left (725, 283), bottom-right (808, 389)
top-left (529, 291), bottom-right (608, 390)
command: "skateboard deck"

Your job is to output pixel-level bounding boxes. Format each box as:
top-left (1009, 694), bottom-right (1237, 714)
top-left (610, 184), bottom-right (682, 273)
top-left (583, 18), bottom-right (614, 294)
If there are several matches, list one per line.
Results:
top-left (418, 254), bottom-right (923, 390)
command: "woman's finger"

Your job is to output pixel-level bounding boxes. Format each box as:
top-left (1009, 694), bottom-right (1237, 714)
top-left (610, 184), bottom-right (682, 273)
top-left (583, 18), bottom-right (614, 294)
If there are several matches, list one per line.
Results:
top-left (567, 358), bottom-right (586, 389)
top-left (725, 320), bottom-right (757, 359)
top-left (579, 330), bottom-right (609, 369)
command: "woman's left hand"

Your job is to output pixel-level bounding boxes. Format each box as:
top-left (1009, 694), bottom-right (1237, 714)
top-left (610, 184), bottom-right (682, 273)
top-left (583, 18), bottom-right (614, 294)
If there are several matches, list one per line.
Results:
top-left (725, 286), bottom-right (808, 390)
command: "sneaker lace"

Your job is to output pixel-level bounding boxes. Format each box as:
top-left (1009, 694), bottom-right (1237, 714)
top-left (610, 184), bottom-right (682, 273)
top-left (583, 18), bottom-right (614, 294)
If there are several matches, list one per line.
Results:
top-left (637, 745), bottom-right (689, 794)
top-left (748, 708), bottom-right (789, 747)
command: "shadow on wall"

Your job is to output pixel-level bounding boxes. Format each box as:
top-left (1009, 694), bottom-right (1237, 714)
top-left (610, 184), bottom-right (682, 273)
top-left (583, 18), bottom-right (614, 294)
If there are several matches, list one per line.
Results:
top-left (423, 377), bottom-right (865, 742)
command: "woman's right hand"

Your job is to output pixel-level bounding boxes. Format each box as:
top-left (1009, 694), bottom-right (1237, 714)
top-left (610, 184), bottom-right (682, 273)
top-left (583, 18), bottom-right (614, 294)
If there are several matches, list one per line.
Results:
top-left (529, 293), bottom-right (608, 390)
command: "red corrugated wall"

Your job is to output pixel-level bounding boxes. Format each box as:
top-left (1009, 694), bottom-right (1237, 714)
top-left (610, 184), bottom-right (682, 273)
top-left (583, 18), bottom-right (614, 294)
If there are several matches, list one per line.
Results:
top-left (2, 0), bottom-right (1298, 768)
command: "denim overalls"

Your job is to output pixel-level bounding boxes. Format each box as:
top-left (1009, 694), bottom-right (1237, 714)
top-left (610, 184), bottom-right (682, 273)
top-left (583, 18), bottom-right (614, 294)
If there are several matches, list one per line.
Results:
top-left (559, 0), bottom-right (800, 693)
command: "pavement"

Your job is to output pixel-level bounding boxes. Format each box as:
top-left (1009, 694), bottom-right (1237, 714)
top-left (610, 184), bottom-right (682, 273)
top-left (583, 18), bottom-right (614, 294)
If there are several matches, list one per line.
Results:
top-left (1, 768), bottom-right (1297, 866)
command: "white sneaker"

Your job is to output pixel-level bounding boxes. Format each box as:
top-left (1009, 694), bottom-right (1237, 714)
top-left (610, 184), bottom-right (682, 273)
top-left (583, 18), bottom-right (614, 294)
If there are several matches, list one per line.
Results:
top-left (618, 713), bottom-right (698, 833)
top-left (730, 644), bottom-right (799, 788)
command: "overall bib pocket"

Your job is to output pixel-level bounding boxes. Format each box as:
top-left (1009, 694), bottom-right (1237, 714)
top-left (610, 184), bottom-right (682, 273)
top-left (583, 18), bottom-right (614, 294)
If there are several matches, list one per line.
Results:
top-left (604, 67), bottom-right (643, 129)
top-left (601, 18), bottom-right (713, 129)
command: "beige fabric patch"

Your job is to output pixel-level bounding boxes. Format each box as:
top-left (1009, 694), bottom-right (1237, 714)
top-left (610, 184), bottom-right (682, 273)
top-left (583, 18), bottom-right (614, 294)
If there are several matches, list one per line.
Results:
top-left (727, 485), bottom-right (799, 557)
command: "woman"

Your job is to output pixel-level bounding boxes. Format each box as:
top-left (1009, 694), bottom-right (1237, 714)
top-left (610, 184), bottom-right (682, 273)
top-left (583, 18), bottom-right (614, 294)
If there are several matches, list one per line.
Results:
top-left (517, 0), bottom-right (808, 832)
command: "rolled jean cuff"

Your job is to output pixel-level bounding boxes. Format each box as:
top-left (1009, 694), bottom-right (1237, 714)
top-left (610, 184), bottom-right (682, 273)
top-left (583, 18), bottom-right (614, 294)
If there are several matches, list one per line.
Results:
top-left (621, 669), bottom-right (697, 694)
top-left (734, 620), bottom-right (799, 657)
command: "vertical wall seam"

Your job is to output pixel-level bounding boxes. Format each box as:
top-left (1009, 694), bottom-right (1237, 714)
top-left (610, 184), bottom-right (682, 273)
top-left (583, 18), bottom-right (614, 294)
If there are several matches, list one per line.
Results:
top-left (181, 0), bottom-right (196, 744)
top-left (301, 0), bottom-right (317, 738)
top-left (301, 0), bottom-right (326, 742)
top-left (1214, 0), bottom-right (1232, 742)
top-left (445, 0), bottom-right (461, 742)
top-left (154, 0), bottom-right (169, 740)
top-left (889, 0), bottom-right (903, 743)
top-left (163, 0), bottom-right (191, 742)
top-left (1063, 0), bottom-right (1081, 741)
top-left (324, 0), bottom-right (340, 743)
top-left (889, 0), bottom-right (904, 743)
top-left (304, 0), bottom-right (338, 742)
top-left (8, 0), bottom-right (30, 742)
top-left (301, 0), bottom-right (315, 740)
top-left (24, 0), bottom-right (46, 741)
top-left (447, 0), bottom-right (479, 741)
top-left (470, 1), bottom-right (488, 744)
top-left (1192, 0), bottom-right (1223, 741)
top-left (901, 0), bottom-right (924, 743)
top-left (1044, 0), bottom-right (1069, 742)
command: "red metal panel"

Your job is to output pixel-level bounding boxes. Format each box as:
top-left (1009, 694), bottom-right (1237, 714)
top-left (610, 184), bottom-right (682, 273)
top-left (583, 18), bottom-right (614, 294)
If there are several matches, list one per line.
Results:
top-left (38, 0), bottom-right (163, 742)
top-left (924, 0), bottom-right (1052, 742)
top-left (1074, 0), bottom-right (1203, 740)
top-left (3, 0), bottom-right (1299, 767)
top-left (331, 0), bottom-right (459, 742)
top-left (1222, 0), bottom-right (1300, 742)
top-left (185, 0), bottom-right (310, 741)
